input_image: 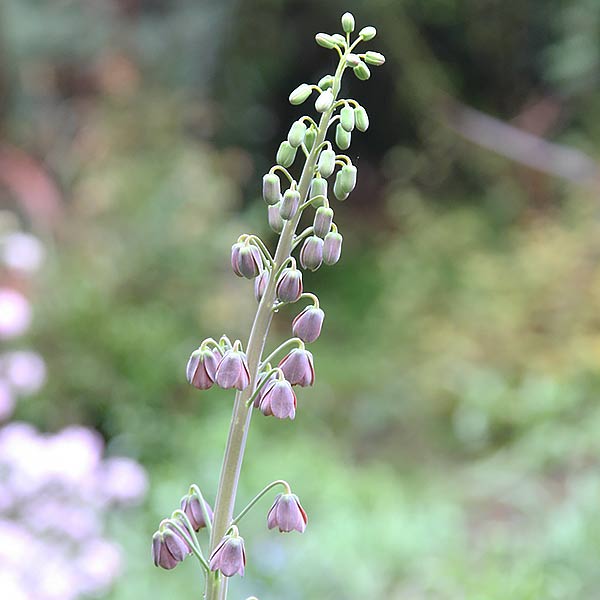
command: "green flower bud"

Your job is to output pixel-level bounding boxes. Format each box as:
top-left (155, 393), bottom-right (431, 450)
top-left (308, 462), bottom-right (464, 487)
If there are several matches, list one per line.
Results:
top-left (332, 34), bottom-right (346, 46)
top-left (280, 189), bottom-right (300, 220)
top-left (364, 51), bottom-right (386, 66)
top-left (346, 53), bottom-right (361, 68)
top-left (323, 231), bottom-right (343, 265)
top-left (310, 177), bottom-right (328, 207)
top-left (335, 164), bottom-right (357, 199)
top-left (340, 164), bottom-right (358, 193)
top-left (268, 203), bottom-right (285, 234)
top-left (354, 106), bottom-right (369, 131)
top-left (313, 206), bottom-right (334, 238)
top-left (287, 120), bottom-right (307, 148)
top-left (318, 75), bottom-right (334, 90)
top-left (335, 123), bottom-right (351, 150)
top-left (317, 148), bottom-right (336, 178)
top-left (304, 127), bottom-right (317, 152)
top-left (341, 12), bottom-right (355, 33)
top-left (276, 141), bottom-right (297, 168)
top-left (358, 26), bottom-right (377, 41)
top-left (262, 173), bottom-right (281, 205)
top-left (315, 33), bottom-right (336, 49)
top-left (353, 61), bottom-right (371, 81)
top-left (333, 174), bottom-right (349, 201)
top-left (340, 105), bottom-right (355, 132)
top-left (289, 84), bottom-right (312, 105)
top-left (315, 89), bottom-right (334, 113)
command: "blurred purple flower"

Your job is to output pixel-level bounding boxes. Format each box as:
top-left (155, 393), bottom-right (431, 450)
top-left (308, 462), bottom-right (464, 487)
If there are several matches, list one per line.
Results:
top-left (35, 557), bottom-right (81, 600)
top-left (4, 351), bottom-right (46, 395)
top-left (46, 426), bottom-right (104, 484)
top-left (97, 456), bottom-right (148, 505)
top-left (0, 289), bottom-right (31, 339)
top-left (1, 232), bottom-right (45, 273)
top-left (75, 539), bottom-right (122, 594)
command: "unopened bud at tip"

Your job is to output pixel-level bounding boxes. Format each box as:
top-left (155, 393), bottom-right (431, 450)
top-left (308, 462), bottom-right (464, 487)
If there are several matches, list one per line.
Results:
top-left (341, 12), bottom-right (355, 33)
top-left (358, 26), bottom-right (377, 41)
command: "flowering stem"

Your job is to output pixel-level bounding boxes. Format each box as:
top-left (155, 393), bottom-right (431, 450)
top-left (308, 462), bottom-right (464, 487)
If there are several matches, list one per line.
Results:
top-left (259, 338), bottom-right (304, 368)
top-left (230, 479), bottom-right (291, 527)
top-left (204, 54), bottom-right (348, 600)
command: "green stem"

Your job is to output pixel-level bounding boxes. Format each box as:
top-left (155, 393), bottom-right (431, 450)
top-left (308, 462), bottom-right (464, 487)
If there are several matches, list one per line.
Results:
top-left (231, 480), bottom-right (291, 527)
top-left (204, 52), bottom-right (348, 600)
top-left (260, 337), bottom-right (303, 368)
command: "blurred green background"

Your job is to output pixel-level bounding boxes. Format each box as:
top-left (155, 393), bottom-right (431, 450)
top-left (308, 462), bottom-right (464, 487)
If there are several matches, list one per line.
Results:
top-left (2, 0), bottom-right (600, 598)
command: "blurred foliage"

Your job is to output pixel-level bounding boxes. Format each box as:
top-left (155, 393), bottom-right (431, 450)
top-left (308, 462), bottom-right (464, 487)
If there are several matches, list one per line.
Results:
top-left (2, 0), bottom-right (600, 598)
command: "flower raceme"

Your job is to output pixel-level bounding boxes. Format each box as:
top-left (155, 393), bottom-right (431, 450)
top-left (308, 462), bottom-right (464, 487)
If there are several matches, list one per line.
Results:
top-left (158, 12), bottom-right (383, 598)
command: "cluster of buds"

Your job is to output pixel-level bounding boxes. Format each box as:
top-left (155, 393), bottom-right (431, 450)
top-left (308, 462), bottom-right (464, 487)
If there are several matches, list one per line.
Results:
top-left (152, 485), bottom-right (212, 570)
top-left (155, 11), bottom-right (382, 597)
top-left (152, 481), bottom-right (306, 579)
top-left (186, 336), bottom-right (250, 391)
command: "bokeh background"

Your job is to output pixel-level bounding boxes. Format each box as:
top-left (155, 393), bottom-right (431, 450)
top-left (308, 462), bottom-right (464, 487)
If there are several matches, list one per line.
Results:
top-left (1, 1), bottom-right (600, 599)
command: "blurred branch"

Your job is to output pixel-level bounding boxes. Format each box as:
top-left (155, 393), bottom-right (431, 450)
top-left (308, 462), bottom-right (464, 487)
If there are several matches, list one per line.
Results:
top-left (443, 100), bottom-right (600, 185)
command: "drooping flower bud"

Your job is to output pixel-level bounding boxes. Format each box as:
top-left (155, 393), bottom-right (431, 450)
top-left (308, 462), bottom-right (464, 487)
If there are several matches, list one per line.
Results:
top-left (279, 348), bottom-right (315, 387)
top-left (353, 61), bottom-right (371, 81)
top-left (254, 270), bottom-right (269, 302)
top-left (340, 105), bottom-right (355, 132)
top-left (335, 123), bottom-right (351, 150)
top-left (186, 346), bottom-right (220, 390)
top-left (323, 231), bottom-right (343, 265)
top-left (267, 493), bottom-right (307, 533)
top-left (333, 173), bottom-right (349, 201)
top-left (276, 141), bottom-right (297, 168)
top-left (152, 520), bottom-right (191, 570)
top-left (268, 203), bottom-right (285, 234)
top-left (232, 243), bottom-right (263, 279)
top-left (315, 89), bottom-right (334, 113)
top-left (292, 306), bottom-right (325, 343)
top-left (276, 267), bottom-right (303, 303)
top-left (287, 120), bottom-right (307, 148)
top-left (341, 12), bottom-right (355, 33)
top-left (315, 33), bottom-right (337, 49)
top-left (180, 490), bottom-right (213, 531)
top-left (259, 378), bottom-right (297, 419)
top-left (209, 530), bottom-right (246, 577)
top-left (318, 74), bottom-right (334, 90)
top-left (215, 349), bottom-right (251, 390)
top-left (310, 177), bottom-right (328, 207)
top-left (317, 148), bottom-right (336, 177)
top-left (304, 127), bottom-right (317, 151)
top-left (289, 83), bottom-right (312, 105)
top-left (262, 173), bottom-right (281, 205)
top-left (355, 105), bottom-right (369, 131)
top-left (338, 164), bottom-right (358, 196)
top-left (358, 26), bottom-right (377, 41)
top-left (300, 235), bottom-right (324, 271)
top-left (364, 51), bottom-right (386, 66)
top-left (280, 189), bottom-right (300, 221)
top-left (313, 206), bottom-right (334, 238)
top-left (346, 53), bottom-right (361, 68)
